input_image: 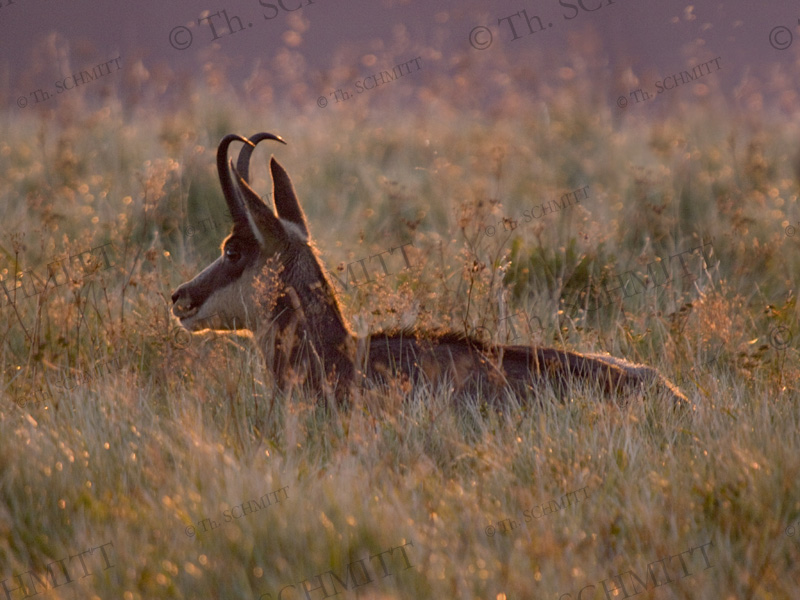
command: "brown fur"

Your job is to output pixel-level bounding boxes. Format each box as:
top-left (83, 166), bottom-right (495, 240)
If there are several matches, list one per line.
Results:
top-left (172, 133), bottom-right (688, 407)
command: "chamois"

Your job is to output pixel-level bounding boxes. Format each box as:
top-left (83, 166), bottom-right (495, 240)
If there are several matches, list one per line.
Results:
top-left (171, 133), bottom-right (688, 406)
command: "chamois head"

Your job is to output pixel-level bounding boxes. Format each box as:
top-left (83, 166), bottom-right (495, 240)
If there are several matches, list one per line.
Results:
top-left (171, 133), bottom-right (355, 390)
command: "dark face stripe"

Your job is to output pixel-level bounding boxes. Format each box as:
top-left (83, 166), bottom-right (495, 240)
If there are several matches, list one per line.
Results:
top-left (174, 235), bottom-right (261, 310)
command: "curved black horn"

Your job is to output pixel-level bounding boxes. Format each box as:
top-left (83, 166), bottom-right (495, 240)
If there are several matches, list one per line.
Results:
top-left (230, 161), bottom-right (288, 251)
top-left (236, 132), bottom-right (286, 183)
top-left (217, 134), bottom-right (255, 223)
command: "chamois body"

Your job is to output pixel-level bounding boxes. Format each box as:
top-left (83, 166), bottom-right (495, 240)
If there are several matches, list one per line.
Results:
top-left (361, 331), bottom-right (684, 404)
top-left (172, 133), bottom-right (687, 406)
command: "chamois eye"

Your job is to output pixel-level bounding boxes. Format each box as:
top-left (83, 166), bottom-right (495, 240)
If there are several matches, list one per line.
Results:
top-left (224, 247), bottom-right (240, 261)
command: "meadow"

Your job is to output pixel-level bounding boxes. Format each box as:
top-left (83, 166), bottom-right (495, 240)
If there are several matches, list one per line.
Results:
top-left (1, 36), bottom-right (800, 600)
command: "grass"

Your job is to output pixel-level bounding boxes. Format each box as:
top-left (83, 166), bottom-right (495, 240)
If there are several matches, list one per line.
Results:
top-left (1, 38), bottom-right (800, 600)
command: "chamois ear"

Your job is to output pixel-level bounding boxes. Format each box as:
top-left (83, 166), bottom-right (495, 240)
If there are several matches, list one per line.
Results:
top-left (229, 161), bottom-right (288, 253)
top-left (270, 157), bottom-right (310, 237)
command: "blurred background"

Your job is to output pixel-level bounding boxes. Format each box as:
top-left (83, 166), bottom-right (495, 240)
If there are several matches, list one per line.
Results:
top-left (1, 1), bottom-right (796, 117)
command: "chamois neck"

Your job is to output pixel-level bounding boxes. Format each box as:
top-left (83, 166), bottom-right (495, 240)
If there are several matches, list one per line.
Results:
top-left (258, 258), bottom-right (358, 390)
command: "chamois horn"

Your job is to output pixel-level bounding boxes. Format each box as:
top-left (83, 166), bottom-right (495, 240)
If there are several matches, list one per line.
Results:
top-left (217, 134), bottom-right (255, 224)
top-left (235, 132), bottom-right (286, 182)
